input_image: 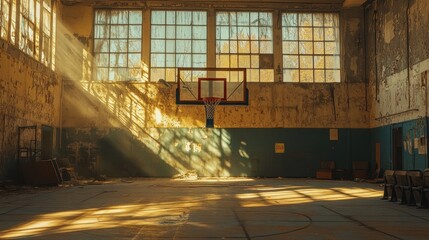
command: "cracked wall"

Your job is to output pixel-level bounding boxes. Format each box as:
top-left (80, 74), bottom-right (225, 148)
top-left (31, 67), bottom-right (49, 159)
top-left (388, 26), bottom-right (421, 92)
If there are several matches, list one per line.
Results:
top-left (366, 0), bottom-right (429, 127)
top-left (0, 40), bottom-right (62, 180)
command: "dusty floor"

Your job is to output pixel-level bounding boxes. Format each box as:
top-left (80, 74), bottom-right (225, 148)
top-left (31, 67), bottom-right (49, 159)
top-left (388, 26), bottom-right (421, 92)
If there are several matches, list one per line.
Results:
top-left (0, 178), bottom-right (428, 239)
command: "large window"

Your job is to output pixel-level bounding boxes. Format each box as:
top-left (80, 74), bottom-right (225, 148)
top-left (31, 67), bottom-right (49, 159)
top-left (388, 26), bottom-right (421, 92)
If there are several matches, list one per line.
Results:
top-left (150, 10), bottom-right (207, 82)
top-left (282, 13), bottom-right (340, 83)
top-left (41, 0), bottom-right (52, 65)
top-left (0, 0), bottom-right (11, 40)
top-left (17, 0), bottom-right (54, 68)
top-left (216, 12), bottom-right (273, 82)
top-left (20, 0), bottom-right (38, 57)
top-left (94, 10), bottom-right (143, 81)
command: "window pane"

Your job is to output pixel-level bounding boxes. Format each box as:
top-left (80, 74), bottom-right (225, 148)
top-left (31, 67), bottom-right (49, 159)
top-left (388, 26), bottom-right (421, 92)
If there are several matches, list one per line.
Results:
top-left (166, 54), bottom-right (175, 67)
top-left (128, 54), bottom-right (141, 67)
top-left (129, 11), bottom-right (142, 24)
top-left (152, 11), bottom-right (165, 24)
top-left (283, 69), bottom-right (299, 82)
top-left (282, 12), bottom-right (340, 83)
top-left (283, 55), bottom-right (298, 69)
top-left (129, 25), bottom-right (141, 39)
top-left (216, 11), bottom-right (273, 82)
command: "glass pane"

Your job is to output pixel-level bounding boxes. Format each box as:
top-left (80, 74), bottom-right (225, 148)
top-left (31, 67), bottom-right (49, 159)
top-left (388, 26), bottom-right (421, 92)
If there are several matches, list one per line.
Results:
top-left (128, 53), bottom-right (141, 67)
top-left (151, 68), bottom-right (165, 82)
top-left (230, 55), bottom-right (238, 68)
top-left (259, 27), bottom-right (272, 40)
top-left (237, 26), bottom-right (249, 40)
top-left (129, 11), bottom-right (142, 24)
top-left (251, 55), bottom-right (259, 68)
top-left (249, 69), bottom-right (259, 82)
top-left (237, 12), bottom-right (249, 26)
top-left (299, 42), bottom-right (313, 54)
top-left (283, 55), bottom-right (298, 69)
top-left (110, 53), bottom-right (127, 67)
top-left (314, 42), bottom-right (324, 54)
top-left (176, 40), bottom-right (191, 53)
top-left (250, 12), bottom-right (259, 26)
top-left (283, 69), bottom-right (299, 82)
top-left (324, 13), bottom-right (339, 27)
top-left (95, 10), bottom-right (108, 24)
top-left (110, 25), bottom-right (128, 38)
top-left (314, 27), bottom-right (324, 41)
top-left (129, 40), bottom-right (141, 52)
top-left (283, 41), bottom-right (298, 54)
top-left (151, 54), bottom-right (165, 67)
top-left (313, 13), bottom-right (324, 27)
top-left (129, 25), bottom-right (142, 38)
top-left (315, 70), bottom-right (325, 82)
top-left (300, 56), bottom-right (313, 69)
top-left (151, 40), bottom-right (165, 52)
top-left (238, 41), bottom-right (250, 53)
top-left (326, 70), bottom-right (340, 82)
top-left (95, 25), bottom-right (108, 38)
top-left (282, 13), bottom-right (297, 27)
top-left (217, 40), bottom-right (229, 53)
top-left (230, 41), bottom-right (237, 53)
top-left (129, 68), bottom-right (141, 80)
top-left (299, 13), bottom-right (312, 26)
top-left (176, 26), bottom-right (191, 39)
top-left (94, 39), bottom-right (109, 52)
top-left (96, 54), bottom-right (109, 67)
top-left (192, 54), bottom-right (206, 67)
top-left (96, 68), bottom-right (108, 80)
top-left (151, 26), bottom-right (165, 39)
top-left (260, 41), bottom-right (272, 54)
top-left (176, 11), bottom-right (192, 25)
top-left (166, 26), bottom-right (175, 39)
top-left (282, 27), bottom-right (297, 40)
top-left (314, 56), bottom-right (325, 69)
top-left (151, 11), bottom-right (165, 24)
top-left (176, 54), bottom-right (191, 67)
top-left (259, 12), bottom-right (272, 26)
top-left (166, 53), bottom-right (175, 67)
top-left (325, 27), bottom-right (338, 41)
top-left (300, 70), bottom-right (313, 82)
top-left (110, 11), bottom-right (128, 24)
top-left (165, 68), bottom-right (176, 82)
top-left (251, 41), bottom-right (259, 53)
top-left (192, 40), bottom-right (206, 53)
top-left (260, 70), bottom-right (274, 82)
top-left (193, 12), bottom-right (206, 25)
top-left (110, 39), bottom-right (127, 52)
top-left (166, 40), bottom-right (175, 53)
top-left (325, 42), bottom-right (339, 54)
top-left (216, 12), bottom-right (229, 25)
top-left (325, 56), bottom-right (340, 69)
top-left (299, 27), bottom-right (313, 41)
top-left (193, 26), bottom-right (206, 39)
top-left (239, 55), bottom-right (250, 68)
top-left (216, 54), bottom-right (229, 68)
top-left (166, 11), bottom-right (175, 24)
top-left (219, 26), bottom-right (229, 39)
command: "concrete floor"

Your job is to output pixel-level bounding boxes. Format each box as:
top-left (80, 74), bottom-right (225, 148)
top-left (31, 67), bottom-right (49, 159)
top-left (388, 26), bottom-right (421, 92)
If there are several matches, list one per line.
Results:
top-left (0, 178), bottom-right (428, 239)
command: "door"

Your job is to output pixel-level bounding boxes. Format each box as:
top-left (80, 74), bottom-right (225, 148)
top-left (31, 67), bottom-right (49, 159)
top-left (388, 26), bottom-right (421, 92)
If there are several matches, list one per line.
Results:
top-left (392, 127), bottom-right (403, 170)
top-left (41, 125), bottom-right (54, 159)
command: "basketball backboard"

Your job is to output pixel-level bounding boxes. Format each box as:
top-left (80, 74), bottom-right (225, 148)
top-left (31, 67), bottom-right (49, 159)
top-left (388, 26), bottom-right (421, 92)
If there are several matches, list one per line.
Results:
top-left (176, 67), bottom-right (248, 105)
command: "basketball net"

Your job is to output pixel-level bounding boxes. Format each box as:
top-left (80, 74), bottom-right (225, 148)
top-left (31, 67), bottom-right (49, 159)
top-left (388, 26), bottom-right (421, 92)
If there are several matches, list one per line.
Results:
top-left (202, 97), bottom-right (222, 128)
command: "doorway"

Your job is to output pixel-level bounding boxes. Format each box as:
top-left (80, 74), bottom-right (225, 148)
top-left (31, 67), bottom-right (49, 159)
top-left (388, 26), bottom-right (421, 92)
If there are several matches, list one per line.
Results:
top-left (392, 127), bottom-right (403, 170)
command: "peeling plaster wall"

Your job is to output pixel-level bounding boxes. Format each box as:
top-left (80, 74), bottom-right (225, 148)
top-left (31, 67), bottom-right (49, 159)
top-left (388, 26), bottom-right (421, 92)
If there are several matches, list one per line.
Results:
top-left (367, 0), bottom-right (429, 127)
top-left (58, 2), bottom-right (369, 177)
top-left (0, 40), bottom-right (61, 180)
top-left (366, 0), bottom-right (429, 171)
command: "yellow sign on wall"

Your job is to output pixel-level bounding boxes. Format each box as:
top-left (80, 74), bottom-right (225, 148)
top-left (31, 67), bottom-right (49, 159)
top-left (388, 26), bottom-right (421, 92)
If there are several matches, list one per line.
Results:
top-left (275, 143), bottom-right (285, 153)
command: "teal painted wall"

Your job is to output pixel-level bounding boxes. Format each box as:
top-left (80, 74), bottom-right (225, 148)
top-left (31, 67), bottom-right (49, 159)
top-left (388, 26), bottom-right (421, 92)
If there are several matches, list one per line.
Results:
top-left (370, 118), bottom-right (428, 173)
top-left (62, 127), bottom-right (370, 178)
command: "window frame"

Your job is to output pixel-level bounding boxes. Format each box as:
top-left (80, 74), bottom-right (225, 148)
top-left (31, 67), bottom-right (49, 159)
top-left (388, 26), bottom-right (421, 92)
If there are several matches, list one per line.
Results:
top-left (93, 9), bottom-right (144, 81)
top-left (149, 9), bottom-right (208, 82)
top-left (281, 11), bottom-right (341, 83)
top-left (215, 10), bottom-right (274, 82)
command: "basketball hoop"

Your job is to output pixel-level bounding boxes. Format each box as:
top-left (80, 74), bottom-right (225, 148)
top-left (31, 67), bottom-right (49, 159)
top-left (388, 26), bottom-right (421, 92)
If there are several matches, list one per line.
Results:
top-left (202, 97), bottom-right (222, 128)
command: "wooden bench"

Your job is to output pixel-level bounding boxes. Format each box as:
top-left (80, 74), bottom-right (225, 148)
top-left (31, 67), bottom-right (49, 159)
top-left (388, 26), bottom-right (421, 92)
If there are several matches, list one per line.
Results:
top-left (411, 169), bottom-right (427, 208)
top-left (382, 170), bottom-right (396, 201)
top-left (394, 170), bottom-right (408, 204)
top-left (352, 161), bottom-right (369, 179)
top-left (316, 161), bottom-right (335, 180)
top-left (404, 170), bottom-right (422, 206)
